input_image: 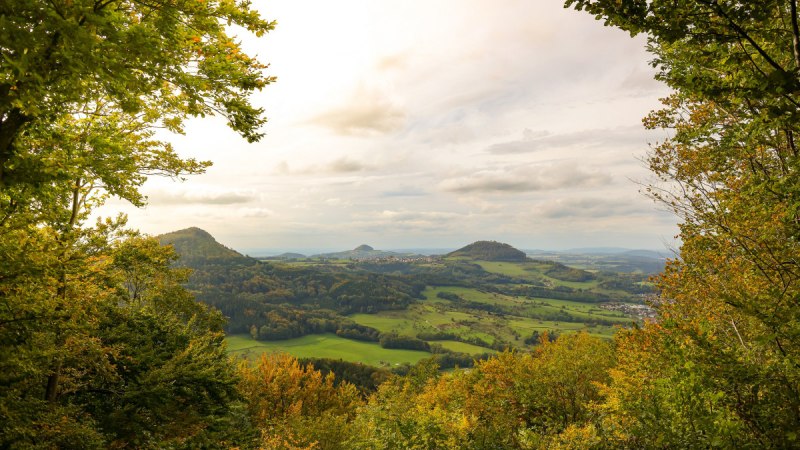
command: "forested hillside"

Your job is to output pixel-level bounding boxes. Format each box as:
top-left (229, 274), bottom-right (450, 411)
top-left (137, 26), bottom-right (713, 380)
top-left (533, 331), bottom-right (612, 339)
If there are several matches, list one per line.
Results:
top-left (448, 240), bottom-right (528, 261)
top-left (159, 227), bottom-right (245, 260)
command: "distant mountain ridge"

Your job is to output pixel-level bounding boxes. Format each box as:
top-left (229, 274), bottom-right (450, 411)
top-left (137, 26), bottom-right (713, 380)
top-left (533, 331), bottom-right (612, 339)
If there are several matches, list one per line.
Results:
top-left (313, 244), bottom-right (413, 260)
top-left (267, 252), bottom-right (307, 260)
top-left (561, 247), bottom-right (669, 258)
top-left (448, 241), bottom-right (528, 262)
top-left (158, 227), bottom-right (247, 260)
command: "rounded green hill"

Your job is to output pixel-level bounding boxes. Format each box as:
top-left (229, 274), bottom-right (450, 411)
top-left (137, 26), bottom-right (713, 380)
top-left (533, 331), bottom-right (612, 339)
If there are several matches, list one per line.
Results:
top-left (157, 227), bottom-right (245, 260)
top-left (448, 241), bottom-right (528, 262)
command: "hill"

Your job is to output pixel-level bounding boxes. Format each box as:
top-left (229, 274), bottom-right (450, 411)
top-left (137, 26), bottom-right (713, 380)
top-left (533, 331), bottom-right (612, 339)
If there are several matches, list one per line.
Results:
top-left (314, 244), bottom-right (412, 260)
top-left (158, 227), bottom-right (246, 260)
top-left (263, 252), bottom-right (307, 260)
top-left (448, 241), bottom-right (528, 262)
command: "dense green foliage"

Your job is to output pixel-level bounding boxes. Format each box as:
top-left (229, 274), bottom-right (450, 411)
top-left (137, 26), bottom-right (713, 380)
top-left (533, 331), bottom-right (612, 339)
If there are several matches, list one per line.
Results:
top-left (0, 226), bottom-right (251, 448)
top-left (562, 0), bottom-right (800, 447)
top-left (0, 0), bottom-right (273, 447)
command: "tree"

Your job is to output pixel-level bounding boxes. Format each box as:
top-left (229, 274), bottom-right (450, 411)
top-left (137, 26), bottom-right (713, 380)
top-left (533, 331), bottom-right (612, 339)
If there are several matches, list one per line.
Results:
top-left (349, 334), bottom-right (614, 449)
top-left (0, 0), bottom-right (274, 179)
top-left (1, 0), bottom-right (275, 226)
top-left (566, 0), bottom-right (800, 446)
top-left (0, 0), bottom-right (273, 446)
top-left (238, 353), bottom-right (362, 450)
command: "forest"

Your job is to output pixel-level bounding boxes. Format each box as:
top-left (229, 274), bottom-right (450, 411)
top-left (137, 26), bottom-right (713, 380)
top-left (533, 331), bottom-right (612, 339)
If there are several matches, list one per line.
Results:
top-left (1, 0), bottom-right (799, 448)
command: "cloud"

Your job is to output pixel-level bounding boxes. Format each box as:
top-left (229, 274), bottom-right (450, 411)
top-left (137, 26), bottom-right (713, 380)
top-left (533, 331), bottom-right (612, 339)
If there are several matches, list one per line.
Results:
top-left (275, 157), bottom-right (370, 175)
top-left (147, 188), bottom-right (256, 205)
top-left (537, 197), bottom-right (654, 219)
top-left (487, 126), bottom-right (652, 155)
top-left (238, 207), bottom-right (274, 218)
top-left (381, 187), bottom-right (428, 197)
top-left (439, 163), bottom-right (612, 194)
top-left (376, 210), bottom-right (460, 222)
top-left (328, 157), bottom-right (367, 173)
top-left (308, 85), bottom-right (405, 136)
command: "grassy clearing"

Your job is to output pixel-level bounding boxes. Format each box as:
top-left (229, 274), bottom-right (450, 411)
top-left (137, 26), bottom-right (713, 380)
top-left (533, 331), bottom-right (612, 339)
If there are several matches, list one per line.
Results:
top-left (506, 318), bottom-right (618, 339)
top-left (350, 306), bottom-right (478, 337)
top-left (474, 260), bottom-right (600, 289)
top-left (226, 333), bottom-right (431, 367)
top-left (435, 340), bottom-right (496, 354)
top-left (532, 298), bottom-right (631, 319)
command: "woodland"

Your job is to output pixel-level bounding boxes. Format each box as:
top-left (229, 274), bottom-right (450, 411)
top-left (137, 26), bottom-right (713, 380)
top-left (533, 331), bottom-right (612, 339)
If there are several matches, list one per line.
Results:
top-left (1, 0), bottom-right (799, 448)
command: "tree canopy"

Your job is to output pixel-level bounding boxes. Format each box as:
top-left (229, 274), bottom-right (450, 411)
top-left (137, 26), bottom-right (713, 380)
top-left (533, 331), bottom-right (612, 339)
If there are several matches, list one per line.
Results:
top-left (564, 0), bottom-right (800, 446)
top-left (0, 0), bottom-right (275, 227)
top-left (0, 1), bottom-right (273, 447)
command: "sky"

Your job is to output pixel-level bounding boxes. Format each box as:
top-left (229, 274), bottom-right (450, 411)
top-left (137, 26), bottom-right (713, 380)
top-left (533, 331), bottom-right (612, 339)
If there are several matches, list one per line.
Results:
top-left (97, 0), bottom-right (678, 254)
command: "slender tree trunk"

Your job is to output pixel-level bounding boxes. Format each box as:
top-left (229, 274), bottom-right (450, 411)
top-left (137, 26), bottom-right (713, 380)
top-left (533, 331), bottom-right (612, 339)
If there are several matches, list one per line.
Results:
top-left (791, 0), bottom-right (800, 71)
top-left (45, 361), bottom-right (62, 402)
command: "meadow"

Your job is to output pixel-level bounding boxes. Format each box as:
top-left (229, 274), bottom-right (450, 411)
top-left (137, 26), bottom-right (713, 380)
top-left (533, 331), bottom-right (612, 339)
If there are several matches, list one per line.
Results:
top-left (226, 333), bottom-right (431, 366)
top-left (348, 286), bottom-right (624, 352)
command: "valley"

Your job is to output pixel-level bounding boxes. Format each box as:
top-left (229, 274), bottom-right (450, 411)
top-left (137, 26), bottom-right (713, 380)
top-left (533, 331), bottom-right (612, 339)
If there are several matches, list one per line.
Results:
top-left (160, 228), bottom-right (656, 370)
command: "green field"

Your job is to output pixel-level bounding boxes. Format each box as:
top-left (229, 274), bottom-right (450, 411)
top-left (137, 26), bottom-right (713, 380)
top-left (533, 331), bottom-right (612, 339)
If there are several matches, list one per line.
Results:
top-left (473, 260), bottom-right (605, 290)
top-left (351, 306), bottom-right (475, 335)
top-left (506, 318), bottom-right (617, 339)
top-left (436, 340), bottom-right (497, 354)
top-left (226, 333), bottom-right (431, 367)
top-left (422, 286), bottom-right (632, 325)
top-left (348, 285), bottom-right (625, 350)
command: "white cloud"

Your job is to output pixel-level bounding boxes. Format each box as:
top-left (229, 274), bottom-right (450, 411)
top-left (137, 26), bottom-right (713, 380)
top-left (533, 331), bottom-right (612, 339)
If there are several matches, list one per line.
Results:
top-left (486, 126), bottom-right (653, 155)
top-left (439, 164), bottom-right (612, 194)
top-left (308, 85), bottom-right (405, 135)
top-left (275, 157), bottom-right (371, 175)
top-left (146, 188), bottom-right (256, 205)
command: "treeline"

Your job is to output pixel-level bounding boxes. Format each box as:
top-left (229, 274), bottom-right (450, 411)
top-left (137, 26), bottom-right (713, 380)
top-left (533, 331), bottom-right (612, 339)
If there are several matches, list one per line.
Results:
top-left (538, 260), bottom-right (596, 281)
top-left (230, 304), bottom-right (380, 341)
top-left (185, 257), bottom-right (424, 312)
top-left (504, 284), bottom-right (612, 302)
top-left (176, 256), bottom-right (425, 335)
top-left (299, 358), bottom-right (393, 393)
top-left (351, 258), bottom-right (651, 299)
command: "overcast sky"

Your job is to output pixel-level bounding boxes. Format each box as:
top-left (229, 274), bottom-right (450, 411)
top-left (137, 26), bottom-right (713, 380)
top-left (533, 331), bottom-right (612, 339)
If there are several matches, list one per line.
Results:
top-left (98, 0), bottom-right (678, 253)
